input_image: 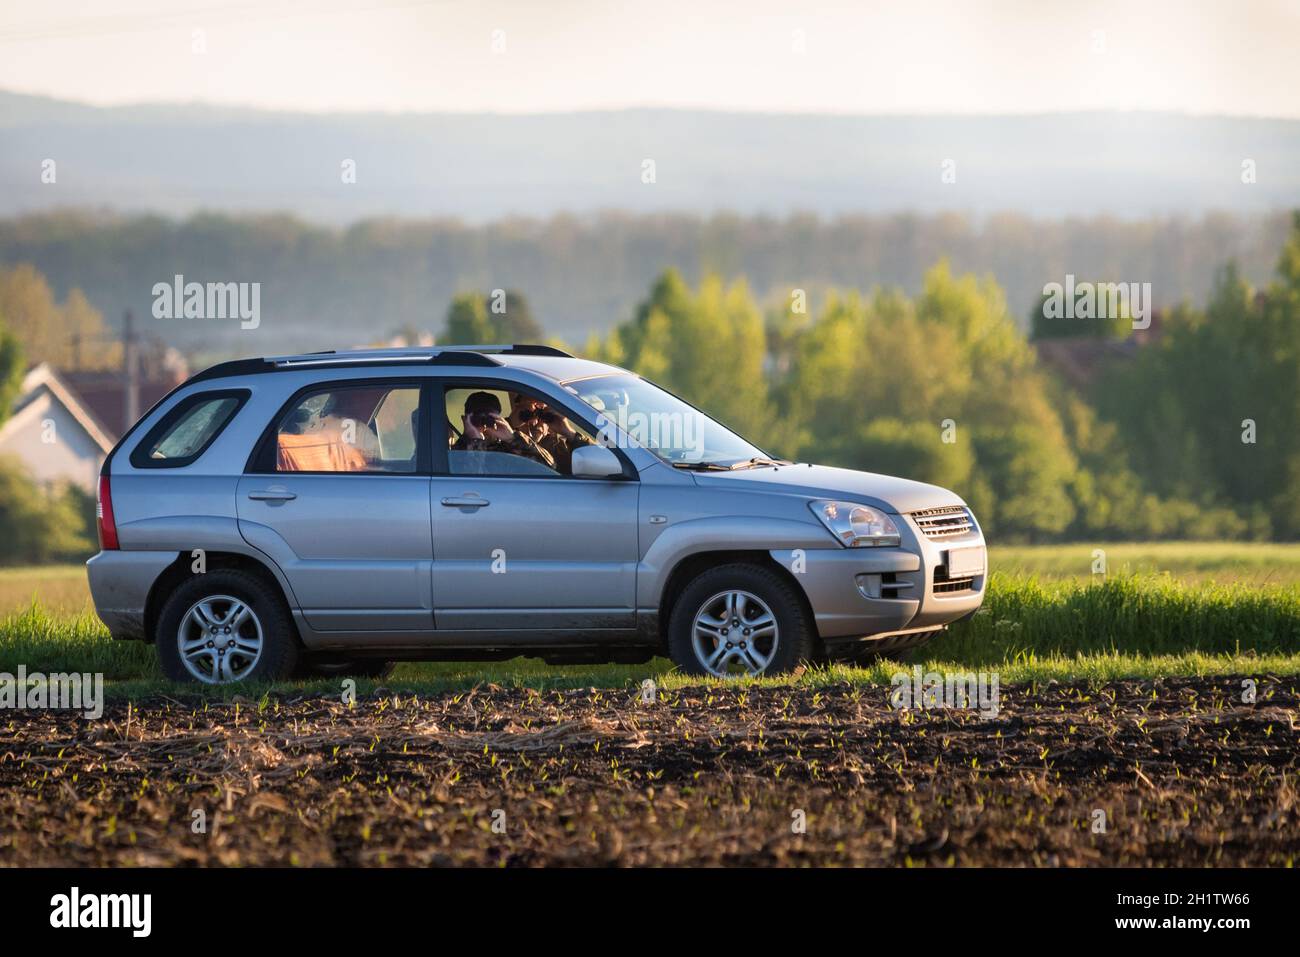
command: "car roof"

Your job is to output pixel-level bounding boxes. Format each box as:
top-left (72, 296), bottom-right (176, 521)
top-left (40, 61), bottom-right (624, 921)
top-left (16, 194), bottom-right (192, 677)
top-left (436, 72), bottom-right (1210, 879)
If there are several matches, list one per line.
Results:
top-left (492, 353), bottom-right (626, 383)
top-left (188, 346), bottom-right (630, 386)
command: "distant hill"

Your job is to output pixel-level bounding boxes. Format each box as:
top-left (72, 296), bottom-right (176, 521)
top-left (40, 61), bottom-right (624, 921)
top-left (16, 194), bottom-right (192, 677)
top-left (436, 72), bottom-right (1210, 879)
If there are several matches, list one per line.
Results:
top-left (2, 90), bottom-right (1299, 223)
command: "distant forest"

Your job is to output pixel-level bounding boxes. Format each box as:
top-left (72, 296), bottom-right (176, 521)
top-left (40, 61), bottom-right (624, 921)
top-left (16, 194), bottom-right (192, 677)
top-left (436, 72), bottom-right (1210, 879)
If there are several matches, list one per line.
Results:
top-left (4, 211), bottom-right (1300, 544)
top-left (0, 209), bottom-right (1290, 360)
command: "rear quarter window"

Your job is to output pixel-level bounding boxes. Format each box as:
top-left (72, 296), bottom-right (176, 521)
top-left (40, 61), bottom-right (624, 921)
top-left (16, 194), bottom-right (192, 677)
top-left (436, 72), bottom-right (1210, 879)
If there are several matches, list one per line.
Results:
top-left (129, 390), bottom-right (249, 468)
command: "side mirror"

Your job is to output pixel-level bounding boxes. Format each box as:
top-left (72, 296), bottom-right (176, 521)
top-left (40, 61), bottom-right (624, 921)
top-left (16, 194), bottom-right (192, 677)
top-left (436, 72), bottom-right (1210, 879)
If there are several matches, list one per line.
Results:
top-left (571, 444), bottom-right (624, 479)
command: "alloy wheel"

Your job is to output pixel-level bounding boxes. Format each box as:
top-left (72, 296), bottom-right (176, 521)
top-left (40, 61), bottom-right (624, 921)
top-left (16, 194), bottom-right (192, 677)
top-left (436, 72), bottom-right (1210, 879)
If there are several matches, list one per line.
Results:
top-left (690, 589), bottom-right (779, 677)
top-left (176, 594), bottom-right (264, 684)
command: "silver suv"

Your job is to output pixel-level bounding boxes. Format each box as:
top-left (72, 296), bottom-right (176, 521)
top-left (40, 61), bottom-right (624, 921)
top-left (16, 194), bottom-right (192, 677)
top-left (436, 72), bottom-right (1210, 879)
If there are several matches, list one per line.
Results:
top-left (87, 345), bottom-right (986, 684)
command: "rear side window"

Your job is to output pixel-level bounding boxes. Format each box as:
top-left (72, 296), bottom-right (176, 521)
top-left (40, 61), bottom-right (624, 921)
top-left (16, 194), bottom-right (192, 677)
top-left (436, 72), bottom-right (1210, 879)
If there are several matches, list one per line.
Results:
top-left (130, 390), bottom-right (248, 468)
top-left (272, 384), bottom-right (422, 474)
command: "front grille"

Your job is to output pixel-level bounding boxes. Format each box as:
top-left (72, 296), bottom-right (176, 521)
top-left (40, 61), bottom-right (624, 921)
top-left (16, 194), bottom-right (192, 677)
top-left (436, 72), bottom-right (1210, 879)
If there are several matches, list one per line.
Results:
top-left (933, 564), bottom-right (977, 595)
top-left (933, 577), bottom-right (975, 594)
top-left (911, 505), bottom-right (974, 539)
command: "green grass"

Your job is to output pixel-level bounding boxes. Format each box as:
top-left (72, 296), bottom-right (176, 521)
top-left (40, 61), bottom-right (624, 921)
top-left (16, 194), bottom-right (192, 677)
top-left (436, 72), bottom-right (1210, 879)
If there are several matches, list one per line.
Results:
top-left (91, 652), bottom-right (1300, 704)
top-left (2, 568), bottom-right (1299, 699)
top-left (3, 543), bottom-right (1298, 617)
top-left (931, 572), bottom-right (1300, 664)
top-left (0, 605), bottom-right (156, 679)
top-left (0, 565), bottom-right (95, 617)
top-left (990, 541), bottom-right (1300, 585)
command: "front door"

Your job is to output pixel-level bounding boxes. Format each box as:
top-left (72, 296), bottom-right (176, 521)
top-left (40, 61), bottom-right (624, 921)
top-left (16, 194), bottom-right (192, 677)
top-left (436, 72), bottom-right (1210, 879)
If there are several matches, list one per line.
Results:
top-left (429, 381), bottom-right (639, 631)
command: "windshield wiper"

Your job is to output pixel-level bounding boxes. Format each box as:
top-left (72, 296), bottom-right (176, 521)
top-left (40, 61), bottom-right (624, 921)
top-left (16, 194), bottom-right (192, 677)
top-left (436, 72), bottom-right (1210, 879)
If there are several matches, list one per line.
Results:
top-left (672, 457), bottom-right (793, 471)
top-left (671, 460), bottom-right (733, 471)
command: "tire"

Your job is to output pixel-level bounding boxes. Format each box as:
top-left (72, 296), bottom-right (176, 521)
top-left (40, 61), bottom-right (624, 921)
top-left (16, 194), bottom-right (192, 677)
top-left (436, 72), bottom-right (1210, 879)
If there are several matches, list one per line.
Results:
top-left (296, 657), bottom-right (395, 680)
top-left (668, 563), bottom-right (814, 678)
top-left (156, 569), bottom-right (300, 684)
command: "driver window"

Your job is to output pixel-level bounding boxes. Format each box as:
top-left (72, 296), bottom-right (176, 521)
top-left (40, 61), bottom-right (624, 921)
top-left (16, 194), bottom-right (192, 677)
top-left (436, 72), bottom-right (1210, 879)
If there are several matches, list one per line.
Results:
top-left (444, 386), bottom-right (596, 476)
top-left (276, 385), bottom-right (419, 473)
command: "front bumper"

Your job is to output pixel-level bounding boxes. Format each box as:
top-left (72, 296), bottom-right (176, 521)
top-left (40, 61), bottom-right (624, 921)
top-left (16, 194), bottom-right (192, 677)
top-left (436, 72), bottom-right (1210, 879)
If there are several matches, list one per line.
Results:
top-left (770, 511), bottom-right (986, 641)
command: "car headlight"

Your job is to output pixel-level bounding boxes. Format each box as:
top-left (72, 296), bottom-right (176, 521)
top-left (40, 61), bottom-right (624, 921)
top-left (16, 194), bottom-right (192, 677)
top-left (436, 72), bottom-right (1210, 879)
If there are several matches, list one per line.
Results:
top-left (809, 499), bottom-right (901, 547)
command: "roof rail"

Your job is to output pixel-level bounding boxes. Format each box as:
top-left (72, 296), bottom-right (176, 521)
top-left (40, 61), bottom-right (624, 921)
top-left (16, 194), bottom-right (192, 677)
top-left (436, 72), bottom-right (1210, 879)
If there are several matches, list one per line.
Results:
top-left (266, 348), bottom-right (502, 368)
top-left (188, 357), bottom-right (275, 383)
top-left (190, 344), bottom-right (575, 382)
top-left (444, 344), bottom-right (574, 358)
top-left (264, 344), bottom-right (572, 367)
top-left (429, 351), bottom-right (502, 366)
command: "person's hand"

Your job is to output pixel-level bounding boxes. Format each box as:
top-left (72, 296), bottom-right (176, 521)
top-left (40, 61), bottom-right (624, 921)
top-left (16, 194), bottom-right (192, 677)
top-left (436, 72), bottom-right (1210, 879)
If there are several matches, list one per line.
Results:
top-left (462, 414), bottom-right (483, 441)
top-left (533, 408), bottom-right (571, 438)
top-left (485, 414), bottom-right (514, 442)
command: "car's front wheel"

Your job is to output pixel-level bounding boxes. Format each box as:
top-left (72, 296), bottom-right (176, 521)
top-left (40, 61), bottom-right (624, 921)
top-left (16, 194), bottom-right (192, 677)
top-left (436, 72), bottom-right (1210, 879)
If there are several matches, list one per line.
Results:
top-left (668, 563), bottom-right (814, 678)
top-left (156, 569), bottom-right (300, 684)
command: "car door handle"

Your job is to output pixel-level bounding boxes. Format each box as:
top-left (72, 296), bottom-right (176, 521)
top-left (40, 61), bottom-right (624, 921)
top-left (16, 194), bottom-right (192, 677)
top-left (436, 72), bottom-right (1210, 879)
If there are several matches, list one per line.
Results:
top-left (247, 489), bottom-right (297, 502)
top-left (441, 496), bottom-right (490, 508)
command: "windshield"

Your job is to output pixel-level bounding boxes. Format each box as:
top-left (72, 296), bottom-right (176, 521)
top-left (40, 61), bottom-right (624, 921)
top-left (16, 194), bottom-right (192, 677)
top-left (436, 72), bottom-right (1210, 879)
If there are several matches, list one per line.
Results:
top-left (565, 373), bottom-right (768, 466)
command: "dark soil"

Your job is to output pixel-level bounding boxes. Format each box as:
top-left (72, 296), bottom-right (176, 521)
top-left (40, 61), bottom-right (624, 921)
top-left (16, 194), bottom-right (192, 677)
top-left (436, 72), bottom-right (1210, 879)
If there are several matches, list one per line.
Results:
top-left (1, 676), bottom-right (1297, 866)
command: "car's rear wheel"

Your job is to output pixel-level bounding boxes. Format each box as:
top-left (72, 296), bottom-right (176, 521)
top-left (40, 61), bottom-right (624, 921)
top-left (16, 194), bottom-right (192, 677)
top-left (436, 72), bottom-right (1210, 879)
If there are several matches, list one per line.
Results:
top-left (156, 569), bottom-right (299, 684)
top-left (668, 563), bottom-right (813, 678)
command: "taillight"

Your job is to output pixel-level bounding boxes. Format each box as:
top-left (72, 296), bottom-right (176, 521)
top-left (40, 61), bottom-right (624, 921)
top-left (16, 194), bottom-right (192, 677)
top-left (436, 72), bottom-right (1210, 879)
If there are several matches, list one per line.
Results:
top-left (97, 474), bottom-right (119, 550)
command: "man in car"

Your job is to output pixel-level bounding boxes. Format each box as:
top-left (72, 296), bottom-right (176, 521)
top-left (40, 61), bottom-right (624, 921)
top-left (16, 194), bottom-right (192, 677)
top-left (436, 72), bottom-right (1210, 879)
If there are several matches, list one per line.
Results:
top-left (507, 391), bottom-right (593, 474)
top-left (453, 390), bottom-right (555, 469)
top-left (317, 391), bottom-right (382, 463)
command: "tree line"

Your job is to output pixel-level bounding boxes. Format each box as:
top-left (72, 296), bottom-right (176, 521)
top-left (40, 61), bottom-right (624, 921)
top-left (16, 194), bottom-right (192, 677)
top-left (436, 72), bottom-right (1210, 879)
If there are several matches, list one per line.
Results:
top-left (0, 208), bottom-right (1290, 359)
top-left (1, 215), bottom-right (1299, 562)
top-left (509, 218), bottom-right (1300, 542)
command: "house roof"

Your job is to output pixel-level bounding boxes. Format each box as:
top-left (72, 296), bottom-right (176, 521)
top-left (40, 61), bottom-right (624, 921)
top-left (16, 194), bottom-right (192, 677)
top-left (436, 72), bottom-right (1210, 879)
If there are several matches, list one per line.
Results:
top-left (0, 362), bottom-right (117, 455)
top-left (61, 369), bottom-right (185, 439)
top-left (1032, 337), bottom-right (1142, 392)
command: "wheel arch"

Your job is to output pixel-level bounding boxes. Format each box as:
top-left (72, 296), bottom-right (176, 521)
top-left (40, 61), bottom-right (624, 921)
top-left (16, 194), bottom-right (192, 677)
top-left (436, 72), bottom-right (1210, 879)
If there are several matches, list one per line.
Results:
top-left (656, 549), bottom-right (819, 654)
top-left (144, 549), bottom-right (300, 646)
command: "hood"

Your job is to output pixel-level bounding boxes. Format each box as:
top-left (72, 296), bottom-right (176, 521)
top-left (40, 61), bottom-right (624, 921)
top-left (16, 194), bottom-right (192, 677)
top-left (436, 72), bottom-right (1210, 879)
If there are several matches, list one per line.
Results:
top-left (691, 463), bottom-right (965, 514)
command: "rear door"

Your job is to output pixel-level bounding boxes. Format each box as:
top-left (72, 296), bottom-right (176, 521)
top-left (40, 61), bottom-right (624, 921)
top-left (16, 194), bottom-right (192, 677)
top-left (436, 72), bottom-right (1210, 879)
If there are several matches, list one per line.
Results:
top-left (237, 378), bottom-right (434, 633)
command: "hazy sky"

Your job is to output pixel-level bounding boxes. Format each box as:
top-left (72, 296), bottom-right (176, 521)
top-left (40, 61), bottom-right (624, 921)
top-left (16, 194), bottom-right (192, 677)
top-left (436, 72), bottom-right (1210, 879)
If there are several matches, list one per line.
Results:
top-left (2, 0), bottom-right (1298, 116)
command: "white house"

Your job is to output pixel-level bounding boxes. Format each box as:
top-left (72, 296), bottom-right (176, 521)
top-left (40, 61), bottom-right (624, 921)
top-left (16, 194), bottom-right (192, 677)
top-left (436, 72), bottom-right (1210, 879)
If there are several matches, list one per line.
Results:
top-left (0, 363), bottom-right (116, 491)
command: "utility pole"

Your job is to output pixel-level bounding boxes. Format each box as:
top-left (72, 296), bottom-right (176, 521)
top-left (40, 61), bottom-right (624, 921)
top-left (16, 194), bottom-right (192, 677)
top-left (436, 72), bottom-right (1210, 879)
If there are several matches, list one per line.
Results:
top-left (123, 309), bottom-right (139, 427)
